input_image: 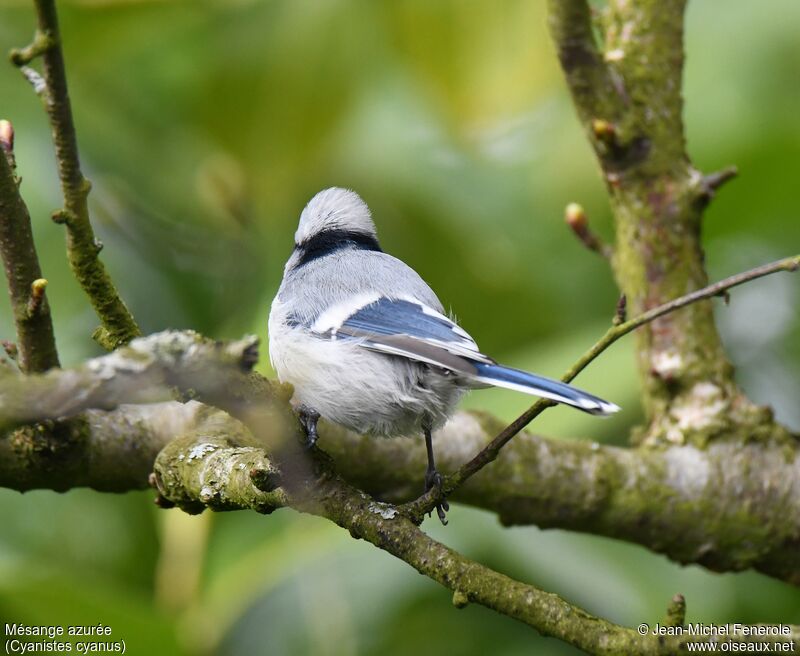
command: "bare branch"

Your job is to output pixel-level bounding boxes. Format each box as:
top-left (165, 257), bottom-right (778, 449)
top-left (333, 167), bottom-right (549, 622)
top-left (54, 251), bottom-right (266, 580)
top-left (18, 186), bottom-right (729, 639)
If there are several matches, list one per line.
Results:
top-left (0, 122), bottom-right (60, 373)
top-left (0, 330), bottom-right (261, 431)
top-left (10, 0), bottom-right (141, 349)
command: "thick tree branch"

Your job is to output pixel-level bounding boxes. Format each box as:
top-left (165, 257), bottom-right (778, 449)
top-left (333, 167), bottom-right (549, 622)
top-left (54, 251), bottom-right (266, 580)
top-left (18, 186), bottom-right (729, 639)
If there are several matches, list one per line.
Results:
top-left (148, 384), bottom-right (798, 654)
top-left (0, 120), bottom-right (60, 373)
top-left (2, 329), bottom-right (799, 586)
top-left (549, 0), bottom-right (744, 435)
top-left (9, 0), bottom-right (140, 349)
top-left (152, 405), bottom-right (799, 654)
top-left (0, 403), bottom-right (200, 492)
top-left (326, 416), bottom-right (800, 585)
top-left (0, 330), bottom-right (262, 432)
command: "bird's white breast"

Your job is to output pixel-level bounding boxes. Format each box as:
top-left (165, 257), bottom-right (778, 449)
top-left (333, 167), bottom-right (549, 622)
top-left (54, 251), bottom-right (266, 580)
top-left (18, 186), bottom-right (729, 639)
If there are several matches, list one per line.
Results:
top-left (268, 297), bottom-right (463, 436)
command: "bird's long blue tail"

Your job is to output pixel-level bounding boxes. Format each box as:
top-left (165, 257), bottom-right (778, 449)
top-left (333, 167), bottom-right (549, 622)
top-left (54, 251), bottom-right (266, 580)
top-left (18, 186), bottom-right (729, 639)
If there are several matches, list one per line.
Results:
top-left (472, 362), bottom-right (619, 416)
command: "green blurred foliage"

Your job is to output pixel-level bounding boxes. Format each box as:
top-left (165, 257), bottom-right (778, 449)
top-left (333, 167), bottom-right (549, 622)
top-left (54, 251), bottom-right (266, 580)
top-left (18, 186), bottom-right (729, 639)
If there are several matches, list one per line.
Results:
top-left (1, 1), bottom-right (799, 654)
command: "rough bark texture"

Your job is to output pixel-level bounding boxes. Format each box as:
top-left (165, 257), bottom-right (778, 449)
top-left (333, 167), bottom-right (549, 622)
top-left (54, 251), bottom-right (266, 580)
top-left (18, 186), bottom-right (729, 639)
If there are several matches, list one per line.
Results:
top-left (548, 0), bottom-right (758, 445)
top-left (0, 403), bottom-right (198, 492)
top-left (148, 378), bottom-right (800, 654)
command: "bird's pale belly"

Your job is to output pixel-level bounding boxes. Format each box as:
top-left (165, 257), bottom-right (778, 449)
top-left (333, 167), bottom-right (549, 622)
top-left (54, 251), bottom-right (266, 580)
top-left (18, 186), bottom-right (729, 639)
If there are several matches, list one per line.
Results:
top-left (269, 329), bottom-right (464, 437)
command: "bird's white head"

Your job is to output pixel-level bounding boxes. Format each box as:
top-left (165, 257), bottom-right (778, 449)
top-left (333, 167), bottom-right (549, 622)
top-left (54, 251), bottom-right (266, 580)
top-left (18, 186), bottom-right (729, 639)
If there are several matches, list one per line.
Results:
top-left (295, 187), bottom-right (377, 246)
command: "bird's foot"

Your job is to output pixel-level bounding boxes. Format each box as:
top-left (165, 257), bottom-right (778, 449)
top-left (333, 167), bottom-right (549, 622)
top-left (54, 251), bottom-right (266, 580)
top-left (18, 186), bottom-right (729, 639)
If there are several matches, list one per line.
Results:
top-left (297, 405), bottom-right (321, 450)
top-left (424, 468), bottom-right (450, 526)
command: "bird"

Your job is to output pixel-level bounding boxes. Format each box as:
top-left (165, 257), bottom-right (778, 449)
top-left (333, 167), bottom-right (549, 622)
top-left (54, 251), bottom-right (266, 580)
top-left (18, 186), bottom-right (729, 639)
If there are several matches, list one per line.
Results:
top-left (268, 188), bottom-right (619, 524)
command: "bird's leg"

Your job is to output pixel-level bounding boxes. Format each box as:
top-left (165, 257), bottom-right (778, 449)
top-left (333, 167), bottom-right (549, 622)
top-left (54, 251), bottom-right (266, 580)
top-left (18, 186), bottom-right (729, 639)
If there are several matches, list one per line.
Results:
top-left (297, 405), bottom-right (321, 449)
top-left (423, 424), bottom-right (449, 525)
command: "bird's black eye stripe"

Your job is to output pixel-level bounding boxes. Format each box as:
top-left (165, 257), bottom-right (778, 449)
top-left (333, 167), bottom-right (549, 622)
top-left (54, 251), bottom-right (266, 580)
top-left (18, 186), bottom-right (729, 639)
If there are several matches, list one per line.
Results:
top-left (293, 229), bottom-right (382, 267)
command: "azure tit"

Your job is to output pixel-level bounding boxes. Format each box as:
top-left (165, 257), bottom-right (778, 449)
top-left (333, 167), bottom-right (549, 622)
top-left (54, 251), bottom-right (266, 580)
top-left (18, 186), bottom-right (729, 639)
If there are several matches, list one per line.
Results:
top-left (269, 188), bottom-right (619, 523)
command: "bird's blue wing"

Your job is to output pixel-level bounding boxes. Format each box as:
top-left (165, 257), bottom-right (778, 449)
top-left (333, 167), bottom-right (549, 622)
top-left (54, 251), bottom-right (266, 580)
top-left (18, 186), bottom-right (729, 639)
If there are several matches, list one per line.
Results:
top-left (304, 294), bottom-right (619, 415)
top-left (309, 295), bottom-right (493, 374)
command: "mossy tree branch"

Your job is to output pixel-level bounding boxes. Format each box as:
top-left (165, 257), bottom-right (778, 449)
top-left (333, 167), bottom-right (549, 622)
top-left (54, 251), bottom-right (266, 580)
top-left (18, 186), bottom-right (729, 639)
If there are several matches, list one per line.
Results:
top-left (0, 330), bottom-right (264, 433)
top-left (3, 403), bottom-right (800, 584)
top-left (1, 331), bottom-right (794, 653)
top-left (328, 416), bottom-right (800, 585)
top-left (0, 403), bottom-right (200, 492)
top-left (0, 120), bottom-right (59, 373)
top-left (548, 0), bottom-right (745, 439)
top-left (9, 0), bottom-right (140, 350)
top-left (157, 431), bottom-right (799, 654)
top-left (161, 426), bottom-right (800, 655)
top-left (2, 328), bottom-right (799, 587)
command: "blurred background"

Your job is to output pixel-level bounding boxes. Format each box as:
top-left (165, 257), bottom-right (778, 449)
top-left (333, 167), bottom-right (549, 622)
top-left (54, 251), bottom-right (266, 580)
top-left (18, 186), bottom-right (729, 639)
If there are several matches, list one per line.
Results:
top-left (1, 0), bottom-right (799, 653)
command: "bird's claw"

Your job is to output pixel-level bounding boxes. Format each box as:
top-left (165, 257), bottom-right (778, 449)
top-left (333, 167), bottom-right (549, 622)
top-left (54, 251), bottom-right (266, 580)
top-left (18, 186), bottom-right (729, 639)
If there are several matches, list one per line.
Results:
top-left (424, 469), bottom-right (449, 525)
top-left (297, 405), bottom-right (320, 450)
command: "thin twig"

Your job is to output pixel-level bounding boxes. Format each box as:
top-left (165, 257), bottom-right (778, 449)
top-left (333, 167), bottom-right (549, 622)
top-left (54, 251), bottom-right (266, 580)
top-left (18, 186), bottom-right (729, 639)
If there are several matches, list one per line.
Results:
top-left (9, 29), bottom-right (53, 67)
top-left (11, 0), bottom-right (140, 350)
top-left (0, 124), bottom-right (60, 373)
top-left (700, 165), bottom-right (738, 199)
top-left (402, 254), bottom-right (800, 520)
top-left (564, 202), bottom-right (612, 258)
